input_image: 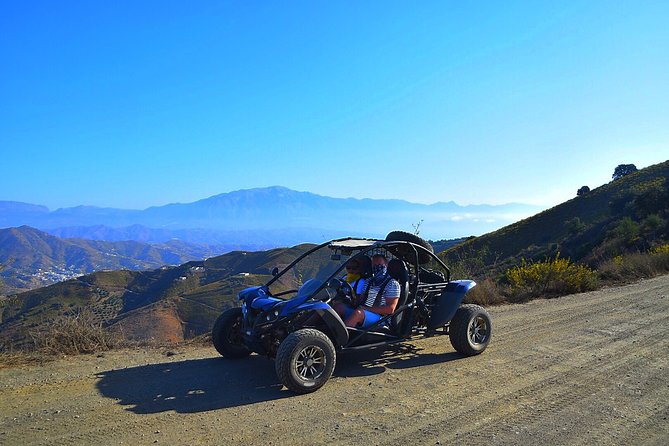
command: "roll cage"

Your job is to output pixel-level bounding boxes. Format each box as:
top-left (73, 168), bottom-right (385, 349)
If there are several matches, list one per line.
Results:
top-left (265, 237), bottom-right (450, 298)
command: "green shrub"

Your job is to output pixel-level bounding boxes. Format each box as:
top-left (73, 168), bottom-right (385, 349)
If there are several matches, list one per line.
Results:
top-left (447, 244), bottom-right (499, 280)
top-left (565, 217), bottom-right (586, 235)
top-left (609, 217), bottom-right (640, 243)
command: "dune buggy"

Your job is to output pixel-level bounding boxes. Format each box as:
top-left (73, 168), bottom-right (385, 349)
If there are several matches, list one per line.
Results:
top-left (212, 231), bottom-right (492, 393)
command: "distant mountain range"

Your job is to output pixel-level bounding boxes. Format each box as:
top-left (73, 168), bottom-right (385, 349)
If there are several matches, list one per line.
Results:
top-left (0, 187), bottom-right (540, 294)
top-left (0, 186), bottom-right (542, 244)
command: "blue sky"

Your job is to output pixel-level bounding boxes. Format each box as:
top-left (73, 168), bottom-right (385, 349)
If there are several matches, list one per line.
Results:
top-left (1, 1), bottom-right (667, 210)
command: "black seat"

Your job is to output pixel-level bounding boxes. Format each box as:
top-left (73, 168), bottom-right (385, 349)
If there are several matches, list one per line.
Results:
top-left (387, 259), bottom-right (409, 334)
top-left (356, 255), bottom-right (372, 278)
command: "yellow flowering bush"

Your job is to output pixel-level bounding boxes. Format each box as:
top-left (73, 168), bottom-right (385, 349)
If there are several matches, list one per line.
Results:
top-left (651, 244), bottom-right (669, 255)
top-left (506, 253), bottom-right (597, 299)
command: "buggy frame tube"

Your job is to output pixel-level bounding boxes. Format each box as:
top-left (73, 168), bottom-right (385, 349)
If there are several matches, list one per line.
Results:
top-left (266, 237), bottom-right (356, 288)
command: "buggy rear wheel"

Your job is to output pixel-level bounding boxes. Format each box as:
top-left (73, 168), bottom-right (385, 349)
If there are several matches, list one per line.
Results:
top-left (449, 304), bottom-right (492, 356)
top-left (275, 329), bottom-right (336, 394)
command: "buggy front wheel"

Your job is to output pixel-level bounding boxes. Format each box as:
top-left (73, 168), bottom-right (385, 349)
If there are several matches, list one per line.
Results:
top-left (212, 308), bottom-right (251, 359)
top-left (449, 304), bottom-right (492, 356)
top-left (275, 329), bottom-right (336, 394)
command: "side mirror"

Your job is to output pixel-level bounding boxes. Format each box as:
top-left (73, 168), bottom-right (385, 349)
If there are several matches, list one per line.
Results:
top-left (271, 267), bottom-right (279, 277)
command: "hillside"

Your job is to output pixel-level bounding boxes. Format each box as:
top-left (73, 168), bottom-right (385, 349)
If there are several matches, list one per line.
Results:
top-left (0, 226), bottom-right (220, 294)
top-left (430, 236), bottom-right (470, 254)
top-left (0, 243), bottom-right (336, 348)
top-left (442, 160), bottom-right (669, 276)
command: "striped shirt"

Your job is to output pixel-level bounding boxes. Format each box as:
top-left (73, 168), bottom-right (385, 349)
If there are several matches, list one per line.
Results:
top-left (363, 277), bottom-right (401, 307)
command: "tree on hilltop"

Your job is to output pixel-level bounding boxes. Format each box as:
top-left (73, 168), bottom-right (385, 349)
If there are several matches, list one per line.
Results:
top-left (612, 164), bottom-right (637, 181)
top-left (577, 186), bottom-right (590, 196)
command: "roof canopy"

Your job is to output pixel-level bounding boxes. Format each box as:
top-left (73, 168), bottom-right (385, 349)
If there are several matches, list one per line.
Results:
top-left (328, 238), bottom-right (380, 250)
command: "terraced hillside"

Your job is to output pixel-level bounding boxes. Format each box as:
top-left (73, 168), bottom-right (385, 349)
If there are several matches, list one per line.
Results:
top-left (0, 243), bottom-right (337, 348)
top-left (0, 226), bottom-right (219, 293)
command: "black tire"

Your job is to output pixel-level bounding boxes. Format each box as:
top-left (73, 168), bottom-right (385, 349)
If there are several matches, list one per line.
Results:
top-left (385, 230), bottom-right (434, 264)
top-left (449, 304), bottom-right (492, 356)
top-left (275, 329), bottom-right (336, 394)
top-left (212, 307), bottom-right (251, 359)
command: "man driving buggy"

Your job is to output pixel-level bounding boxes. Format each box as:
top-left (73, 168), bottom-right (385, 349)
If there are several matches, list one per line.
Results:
top-left (332, 253), bottom-right (400, 328)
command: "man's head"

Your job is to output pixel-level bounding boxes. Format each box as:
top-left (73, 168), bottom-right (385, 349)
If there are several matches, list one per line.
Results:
top-left (345, 259), bottom-right (360, 273)
top-left (372, 254), bottom-right (388, 267)
top-left (371, 254), bottom-right (389, 282)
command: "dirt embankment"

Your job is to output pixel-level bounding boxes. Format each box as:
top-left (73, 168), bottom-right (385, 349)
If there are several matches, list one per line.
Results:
top-left (1, 275), bottom-right (668, 445)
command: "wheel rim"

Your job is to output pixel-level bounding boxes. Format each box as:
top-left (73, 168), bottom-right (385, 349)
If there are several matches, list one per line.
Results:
top-left (226, 318), bottom-right (244, 346)
top-left (469, 315), bottom-right (489, 345)
top-left (295, 345), bottom-right (326, 381)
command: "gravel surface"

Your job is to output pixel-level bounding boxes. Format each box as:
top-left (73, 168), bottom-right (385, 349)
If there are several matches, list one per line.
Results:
top-left (1, 274), bottom-right (668, 445)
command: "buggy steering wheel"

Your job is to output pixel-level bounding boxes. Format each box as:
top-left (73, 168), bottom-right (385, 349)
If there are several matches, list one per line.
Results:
top-left (336, 279), bottom-right (356, 305)
top-left (324, 278), bottom-right (355, 304)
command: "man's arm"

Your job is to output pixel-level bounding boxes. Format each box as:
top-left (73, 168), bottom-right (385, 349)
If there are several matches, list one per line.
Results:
top-left (362, 279), bottom-right (401, 315)
top-left (363, 297), bottom-right (398, 316)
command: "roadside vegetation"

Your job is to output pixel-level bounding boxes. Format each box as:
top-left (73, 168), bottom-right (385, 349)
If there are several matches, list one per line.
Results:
top-left (0, 306), bottom-right (211, 368)
top-left (29, 308), bottom-right (120, 356)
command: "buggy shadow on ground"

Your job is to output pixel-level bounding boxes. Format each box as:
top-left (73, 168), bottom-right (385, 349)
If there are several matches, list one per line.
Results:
top-left (335, 343), bottom-right (463, 377)
top-left (95, 355), bottom-right (284, 414)
top-left (95, 343), bottom-right (463, 414)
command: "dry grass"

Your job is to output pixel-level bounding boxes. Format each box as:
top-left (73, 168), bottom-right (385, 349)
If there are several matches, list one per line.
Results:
top-left (0, 351), bottom-right (47, 369)
top-left (597, 248), bottom-right (669, 283)
top-left (29, 308), bottom-right (122, 356)
top-left (464, 278), bottom-right (506, 306)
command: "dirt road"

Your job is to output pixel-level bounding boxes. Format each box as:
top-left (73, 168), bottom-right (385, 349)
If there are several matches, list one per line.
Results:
top-left (2, 275), bottom-right (668, 445)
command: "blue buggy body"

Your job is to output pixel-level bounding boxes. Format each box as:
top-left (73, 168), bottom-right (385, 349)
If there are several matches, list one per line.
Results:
top-left (212, 232), bottom-right (492, 393)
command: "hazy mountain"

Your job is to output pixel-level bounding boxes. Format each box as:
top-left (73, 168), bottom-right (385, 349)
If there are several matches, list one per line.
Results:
top-left (0, 201), bottom-right (49, 228)
top-left (0, 187), bottom-right (542, 243)
top-left (47, 224), bottom-right (370, 249)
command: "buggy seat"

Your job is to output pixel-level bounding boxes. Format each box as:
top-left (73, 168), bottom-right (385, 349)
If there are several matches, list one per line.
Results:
top-left (388, 258), bottom-right (409, 334)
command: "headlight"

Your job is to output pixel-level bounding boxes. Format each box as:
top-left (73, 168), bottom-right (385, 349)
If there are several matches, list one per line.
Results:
top-left (266, 309), bottom-right (280, 321)
top-left (262, 303), bottom-right (285, 323)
